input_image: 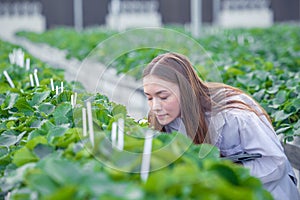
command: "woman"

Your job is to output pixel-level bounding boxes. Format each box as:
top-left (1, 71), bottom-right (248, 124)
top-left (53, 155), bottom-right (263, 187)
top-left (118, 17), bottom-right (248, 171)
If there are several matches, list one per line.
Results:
top-left (142, 52), bottom-right (299, 199)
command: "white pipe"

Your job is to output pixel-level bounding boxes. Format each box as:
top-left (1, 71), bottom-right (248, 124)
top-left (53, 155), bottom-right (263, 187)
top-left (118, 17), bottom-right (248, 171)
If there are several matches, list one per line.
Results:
top-left (82, 107), bottom-right (87, 137)
top-left (33, 69), bottom-right (39, 87)
top-left (140, 131), bottom-right (153, 182)
top-left (29, 74), bottom-right (34, 87)
top-left (86, 101), bottom-right (94, 147)
top-left (50, 78), bottom-right (54, 91)
top-left (3, 70), bottom-right (15, 88)
top-left (74, 0), bottom-right (83, 31)
top-left (117, 118), bottom-right (124, 150)
top-left (191, 0), bottom-right (202, 38)
top-left (111, 122), bottom-right (117, 147)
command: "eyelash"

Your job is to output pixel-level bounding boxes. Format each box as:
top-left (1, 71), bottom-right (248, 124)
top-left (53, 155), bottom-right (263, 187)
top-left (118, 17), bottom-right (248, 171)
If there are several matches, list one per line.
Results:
top-left (147, 97), bottom-right (168, 101)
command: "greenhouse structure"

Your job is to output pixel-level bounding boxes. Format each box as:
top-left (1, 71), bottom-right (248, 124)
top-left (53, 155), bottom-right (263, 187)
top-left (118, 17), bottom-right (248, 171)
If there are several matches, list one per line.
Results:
top-left (0, 0), bottom-right (299, 199)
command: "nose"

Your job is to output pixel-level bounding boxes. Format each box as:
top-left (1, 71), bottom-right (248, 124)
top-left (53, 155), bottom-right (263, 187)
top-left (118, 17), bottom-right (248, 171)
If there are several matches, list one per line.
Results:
top-left (152, 98), bottom-right (162, 111)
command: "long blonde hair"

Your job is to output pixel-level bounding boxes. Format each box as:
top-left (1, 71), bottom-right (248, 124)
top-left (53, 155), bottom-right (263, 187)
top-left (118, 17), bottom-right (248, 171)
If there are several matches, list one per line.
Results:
top-left (143, 52), bottom-right (272, 144)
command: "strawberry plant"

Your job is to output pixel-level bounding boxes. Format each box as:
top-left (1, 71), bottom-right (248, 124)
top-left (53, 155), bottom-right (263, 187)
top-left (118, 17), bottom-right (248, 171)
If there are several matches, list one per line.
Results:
top-left (16, 24), bottom-right (300, 141)
top-left (0, 39), bottom-right (273, 199)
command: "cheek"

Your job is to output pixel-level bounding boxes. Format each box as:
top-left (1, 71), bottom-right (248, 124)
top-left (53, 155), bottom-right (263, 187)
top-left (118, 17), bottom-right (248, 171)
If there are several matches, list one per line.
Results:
top-left (164, 98), bottom-right (180, 114)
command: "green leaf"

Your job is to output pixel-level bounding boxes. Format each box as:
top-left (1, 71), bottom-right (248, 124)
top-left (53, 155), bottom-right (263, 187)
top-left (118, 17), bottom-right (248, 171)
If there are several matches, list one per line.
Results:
top-left (56, 90), bottom-right (73, 104)
top-left (292, 98), bottom-right (300, 111)
top-left (41, 157), bottom-right (82, 185)
top-left (14, 97), bottom-right (34, 116)
top-left (266, 85), bottom-right (280, 94)
top-left (273, 110), bottom-right (292, 122)
top-left (47, 126), bottom-right (68, 144)
top-left (294, 120), bottom-right (300, 129)
top-left (9, 188), bottom-right (34, 200)
top-left (13, 147), bottom-right (39, 166)
top-left (97, 109), bottom-right (110, 125)
top-left (29, 91), bottom-right (50, 106)
top-left (26, 135), bottom-right (48, 150)
top-left (293, 128), bottom-right (300, 136)
top-left (198, 143), bottom-right (220, 160)
top-left (236, 74), bottom-right (252, 86)
top-left (0, 163), bottom-right (36, 192)
top-left (207, 163), bottom-right (240, 185)
top-left (0, 146), bottom-right (9, 160)
top-left (0, 130), bottom-right (26, 147)
top-left (223, 66), bottom-right (245, 76)
top-left (276, 126), bottom-right (292, 134)
top-left (112, 104), bottom-right (127, 118)
top-left (252, 89), bottom-right (265, 101)
top-left (50, 128), bottom-right (80, 148)
top-left (273, 90), bottom-right (287, 105)
top-left (53, 103), bottom-right (72, 125)
top-left (38, 102), bottom-right (55, 116)
top-left (24, 169), bottom-right (59, 195)
top-left (33, 144), bottom-right (54, 159)
top-left (44, 185), bottom-right (77, 200)
top-left (2, 93), bottom-right (18, 110)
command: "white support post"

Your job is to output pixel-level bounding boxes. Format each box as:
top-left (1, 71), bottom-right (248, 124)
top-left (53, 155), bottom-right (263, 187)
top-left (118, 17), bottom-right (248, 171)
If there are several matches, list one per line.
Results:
top-left (110, 0), bottom-right (121, 30)
top-left (82, 107), bottom-right (87, 137)
top-left (74, 0), bottom-right (83, 31)
top-left (86, 101), bottom-right (94, 147)
top-left (213, 0), bottom-right (221, 25)
top-left (140, 131), bottom-right (153, 182)
top-left (191, 0), bottom-right (202, 38)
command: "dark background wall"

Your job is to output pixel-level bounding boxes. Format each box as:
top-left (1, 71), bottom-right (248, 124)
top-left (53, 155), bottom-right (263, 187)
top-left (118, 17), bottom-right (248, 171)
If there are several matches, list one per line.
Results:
top-left (271, 0), bottom-right (300, 22)
top-left (40, 0), bottom-right (74, 29)
top-left (1, 0), bottom-right (299, 29)
top-left (158, 0), bottom-right (191, 24)
top-left (158, 0), bottom-right (213, 24)
top-left (82, 0), bottom-right (109, 27)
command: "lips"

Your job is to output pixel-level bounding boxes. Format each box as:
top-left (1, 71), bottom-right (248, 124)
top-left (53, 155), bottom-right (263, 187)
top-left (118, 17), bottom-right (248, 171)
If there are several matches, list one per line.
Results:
top-left (156, 114), bottom-right (167, 121)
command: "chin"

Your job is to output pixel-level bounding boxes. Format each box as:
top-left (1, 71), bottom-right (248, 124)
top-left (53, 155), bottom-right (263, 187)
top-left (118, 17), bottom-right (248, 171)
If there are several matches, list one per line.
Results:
top-left (157, 118), bottom-right (172, 126)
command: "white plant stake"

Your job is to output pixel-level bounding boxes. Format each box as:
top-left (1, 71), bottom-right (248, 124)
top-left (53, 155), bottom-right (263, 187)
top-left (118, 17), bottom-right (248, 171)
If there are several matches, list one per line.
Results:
top-left (70, 93), bottom-right (77, 108)
top-left (29, 74), bottom-right (34, 87)
top-left (111, 122), bottom-right (117, 147)
top-left (56, 85), bottom-right (59, 95)
top-left (3, 70), bottom-right (15, 88)
top-left (82, 107), bottom-right (87, 137)
top-left (25, 58), bottom-right (30, 71)
top-left (71, 94), bottom-right (74, 108)
top-left (74, 92), bottom-right (77, 106)
top-left (33, 69), bottom-right (39, 87)
top-left (141, 131), bottom-right (153, 182)
top-left (61, 82), bottom-right (64, 93)
top-left (117, 118), bottom-right (124, 150)
top-left (86, 102), bottom-right (94, 147)
top-left (50, 78), bottom-right (54, 91)
top-left (17, 50), bottom-right (24, 68)
top-left (9, 53), bottom-right (15, 64)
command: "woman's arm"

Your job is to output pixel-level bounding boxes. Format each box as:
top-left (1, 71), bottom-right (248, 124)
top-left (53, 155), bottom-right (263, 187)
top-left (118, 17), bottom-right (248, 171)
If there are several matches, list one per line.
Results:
top-left (218, 109), bottom-right (288, 183)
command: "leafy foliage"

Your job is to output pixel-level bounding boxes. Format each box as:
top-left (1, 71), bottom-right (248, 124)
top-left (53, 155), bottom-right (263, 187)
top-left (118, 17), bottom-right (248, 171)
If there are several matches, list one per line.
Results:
top-left (0, 40), bottom-right (272, 199)
top-left (16, 25), bottom-right (300, 140)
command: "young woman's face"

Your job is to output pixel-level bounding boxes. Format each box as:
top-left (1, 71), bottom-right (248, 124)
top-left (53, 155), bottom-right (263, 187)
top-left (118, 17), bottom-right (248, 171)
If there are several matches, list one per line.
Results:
top-left (143, 75), bottom-right (181, 125)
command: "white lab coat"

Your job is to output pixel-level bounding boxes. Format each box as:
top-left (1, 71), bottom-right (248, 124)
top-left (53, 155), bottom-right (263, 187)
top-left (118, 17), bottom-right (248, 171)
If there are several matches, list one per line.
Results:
top-left (207, 94), bottom-right (300, 200)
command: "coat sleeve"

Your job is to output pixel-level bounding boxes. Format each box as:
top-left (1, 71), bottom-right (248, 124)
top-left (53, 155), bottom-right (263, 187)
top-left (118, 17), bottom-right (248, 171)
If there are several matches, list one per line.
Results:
top-left (218, 109), bottom-right (288, 184)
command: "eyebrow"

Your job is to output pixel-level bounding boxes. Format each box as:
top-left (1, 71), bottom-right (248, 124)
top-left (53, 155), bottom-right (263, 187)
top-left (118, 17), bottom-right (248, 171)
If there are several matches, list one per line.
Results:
top-left (144, 90), bottom-right (169, 96)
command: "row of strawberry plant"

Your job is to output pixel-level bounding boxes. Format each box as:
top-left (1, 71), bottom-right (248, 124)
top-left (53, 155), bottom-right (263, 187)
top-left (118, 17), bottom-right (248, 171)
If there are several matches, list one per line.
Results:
top-left (16, 27), bottom-right (117, 61)
top-left (198, 25), bottom-right (300, 142)
top-left (15, 24), bottom-right (300, 141)
top-left (0, 39), bottom-right (272, 199)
